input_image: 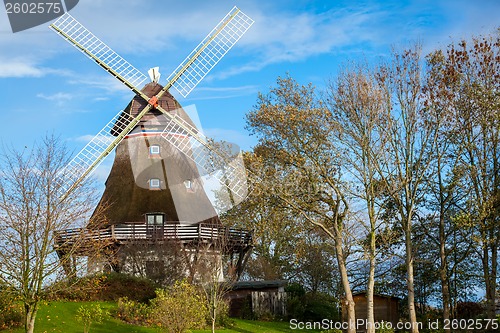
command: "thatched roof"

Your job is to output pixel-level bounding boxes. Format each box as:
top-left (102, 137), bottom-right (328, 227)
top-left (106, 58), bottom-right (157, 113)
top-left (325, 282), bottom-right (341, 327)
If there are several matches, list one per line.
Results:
top-left (90, 82), bottom-right (219, 227)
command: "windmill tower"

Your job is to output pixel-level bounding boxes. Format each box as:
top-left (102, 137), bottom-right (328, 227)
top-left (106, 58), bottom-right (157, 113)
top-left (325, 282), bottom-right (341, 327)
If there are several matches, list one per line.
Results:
top-left (52, 7), bottom-right (254, 282)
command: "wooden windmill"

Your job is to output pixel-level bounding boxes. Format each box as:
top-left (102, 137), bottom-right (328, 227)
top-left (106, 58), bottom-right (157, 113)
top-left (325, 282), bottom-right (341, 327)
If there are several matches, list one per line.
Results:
top-left (52, 7), bottom-right (254, 282)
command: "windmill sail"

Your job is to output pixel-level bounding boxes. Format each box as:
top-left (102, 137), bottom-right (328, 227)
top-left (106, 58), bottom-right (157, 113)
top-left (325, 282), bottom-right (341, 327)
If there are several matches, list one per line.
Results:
top-left (50, 13), bottom-right (148, 91)
top-left (51, 7), bottom-right (253, 201)
top-left (160, 113), bottom-right (248, 207)
top-left (167, 6), bottom-right (254, 97)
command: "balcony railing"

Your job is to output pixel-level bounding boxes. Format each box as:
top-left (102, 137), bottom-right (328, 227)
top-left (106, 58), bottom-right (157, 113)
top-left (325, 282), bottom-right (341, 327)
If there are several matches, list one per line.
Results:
top-left (55, 222), bottom-right (252, 253)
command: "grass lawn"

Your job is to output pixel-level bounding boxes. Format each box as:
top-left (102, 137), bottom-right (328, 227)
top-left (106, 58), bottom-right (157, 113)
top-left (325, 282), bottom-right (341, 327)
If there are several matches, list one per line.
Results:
top-left (2, 301), bottom-right (301, 333)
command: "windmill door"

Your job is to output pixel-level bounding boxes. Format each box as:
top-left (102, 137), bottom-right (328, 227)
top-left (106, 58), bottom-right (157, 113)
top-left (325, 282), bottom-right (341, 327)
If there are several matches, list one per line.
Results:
top-left (146, 214), bottom-right (164, 240)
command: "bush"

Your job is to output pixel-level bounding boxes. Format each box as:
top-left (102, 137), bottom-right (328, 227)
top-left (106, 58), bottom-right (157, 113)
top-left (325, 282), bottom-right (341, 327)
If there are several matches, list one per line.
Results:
top-left (48, 273), bottom-right (157, 302)
top-left (0, 289), bottom-right (22, 330)
top-left (115, 297), bottom-right (151, 326)
top-left (285, 284), bottom-right (339, 322)
top-left (376, 321), bottom-right (395, 333)
top-left (75, 303), bottom-right (108, 333)
top-left (455, 301), bottom-right (484, 319)
top-left (151, 280), bottom-right (208, 333)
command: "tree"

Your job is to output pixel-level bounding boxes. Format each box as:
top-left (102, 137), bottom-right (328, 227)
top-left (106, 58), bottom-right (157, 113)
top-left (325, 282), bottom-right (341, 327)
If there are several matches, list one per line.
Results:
top-left (421, 31), bottom-right (500, 319)
top-left (246, 76), bottom-right (357, 332)
top-left (223, 151), bottom-right (304, 281)
top-left (375, 45), bottom-right (435, 333)
top-left (435, 33), bottom-right (500, 319)
top-left (326, 61), bottom-right (390, 333)
top-left (0, 135), bottom-right (100, 333)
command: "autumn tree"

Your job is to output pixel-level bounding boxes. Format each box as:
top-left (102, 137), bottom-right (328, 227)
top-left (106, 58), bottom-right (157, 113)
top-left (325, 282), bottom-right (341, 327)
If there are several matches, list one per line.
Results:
top-left (246, 76), bottom-right (357, 332)
top-left (429, 32), bottom-right (500, 318)
top-left (223, 151), bottom-right (304, 281)
top-left (375, 45), bottom-right (436, 333)
top-left (326, 62), bottom-right (390, 333)
top-left (0, 135), bottom-right (100, 333)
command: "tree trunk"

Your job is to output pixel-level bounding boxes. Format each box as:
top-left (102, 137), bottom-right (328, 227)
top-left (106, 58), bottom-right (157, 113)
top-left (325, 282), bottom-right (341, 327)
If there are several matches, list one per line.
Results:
top-left (366, 198), bottom-right (377, 333)
top-left (405, 226), bottom-right (419, 333)
top-left (366, 253), bottom-right (376, 333)
top-left (24, 304), bottom-right (38, 333)
top-left (438, 208), bottom-right (451, 332)
top-left (483, 240), bottom-right (498, 319)
top-left (335, 239), bottom-right (356, 333)
top-left (439, 249), bottom-right (451, 333)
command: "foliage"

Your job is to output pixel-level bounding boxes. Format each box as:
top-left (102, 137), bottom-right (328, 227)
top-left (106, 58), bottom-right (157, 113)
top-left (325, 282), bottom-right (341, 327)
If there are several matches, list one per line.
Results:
top-left (285, 283), bottom-right (340, 322)
top-left (75, 303), bottom-right (108, 333)
top-left (115, 297), bottom-right (151, 326)
top-left (150, 280), bottom-right (208, 333)
top-left (0, 135), bottom-right (101, 333)
top-left (375, 321), bottom-right (395, 333)
top-left (454, 302), bottom-right (484, 319)
top-left (48, 273), bottom-right (157, 302)
top-left (0, 288), bottom-right (23, 330)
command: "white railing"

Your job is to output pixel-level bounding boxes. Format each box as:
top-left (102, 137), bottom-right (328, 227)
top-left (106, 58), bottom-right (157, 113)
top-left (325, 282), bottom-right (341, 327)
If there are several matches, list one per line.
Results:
top-left (55, 222), bottom-right (252, 248)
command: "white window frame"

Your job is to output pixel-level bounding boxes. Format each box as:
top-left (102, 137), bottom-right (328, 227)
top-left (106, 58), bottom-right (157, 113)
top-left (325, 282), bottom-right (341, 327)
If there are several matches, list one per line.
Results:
top-left (149, 144), bottom-right (160, 155)
top-left (149, 178), bottom-right (161, 189)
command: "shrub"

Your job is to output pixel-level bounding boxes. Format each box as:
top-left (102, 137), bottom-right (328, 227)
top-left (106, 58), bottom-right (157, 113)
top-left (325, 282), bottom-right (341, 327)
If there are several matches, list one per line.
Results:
top-left (115, 297), bottom-right (151, 326)
top-left (75, 303), bottom-right (108, 333)
top-left (455, 301), bottom-right (484, 319)
top-left (48, 273), bottom-right (157, 302)
top-left (285, 284), bottom-right (339, 322)
top-left (376, 321), bottom-right (395, 333)
top-left (0, 288), bottom-right (22, 330)
top-left (151, 280), bottom-right (208, 333)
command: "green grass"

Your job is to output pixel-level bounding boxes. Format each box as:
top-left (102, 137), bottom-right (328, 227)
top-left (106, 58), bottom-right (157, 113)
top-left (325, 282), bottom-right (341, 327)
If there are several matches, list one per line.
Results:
top-left (2, 301), bottom-right (298, 333)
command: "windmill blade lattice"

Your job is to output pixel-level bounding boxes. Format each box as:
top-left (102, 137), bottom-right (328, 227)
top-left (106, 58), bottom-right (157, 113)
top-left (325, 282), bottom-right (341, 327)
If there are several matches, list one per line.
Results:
top-left (50, 7), bottom-right (253, 200)
top-left (160, 114), bottom-right (248, 204)
top-left (55, 110), bottom-right (134, 197)
top-left (50, 13), bottom-right (148, 92)
top-left (167, 6), bottom-right (254, 97)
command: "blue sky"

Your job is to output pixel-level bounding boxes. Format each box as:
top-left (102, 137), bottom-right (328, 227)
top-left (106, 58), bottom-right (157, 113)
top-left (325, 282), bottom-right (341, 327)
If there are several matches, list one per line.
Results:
top-left (0, 0), bottom-right (499, 182)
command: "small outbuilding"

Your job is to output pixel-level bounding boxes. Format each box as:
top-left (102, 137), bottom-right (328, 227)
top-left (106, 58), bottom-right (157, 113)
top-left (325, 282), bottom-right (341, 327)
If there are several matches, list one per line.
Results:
top-left (226, 280), bottom-right (288, 318)
top-left (343, 292), bottom-right (400, 330)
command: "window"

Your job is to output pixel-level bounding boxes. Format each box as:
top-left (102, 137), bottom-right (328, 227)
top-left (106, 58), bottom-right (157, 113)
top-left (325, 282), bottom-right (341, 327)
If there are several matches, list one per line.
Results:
top-left (149, 178), bottom-right (160, 189)
top-left (184, 179), bottom-right (194, 192)
top-left (149, 144), bottom-right (160, 156)
top-left (146, 214), bottom-right (164, 225)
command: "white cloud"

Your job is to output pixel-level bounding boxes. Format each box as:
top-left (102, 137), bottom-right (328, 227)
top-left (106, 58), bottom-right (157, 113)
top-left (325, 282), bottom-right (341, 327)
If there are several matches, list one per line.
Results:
top-left (36, 92), bottom-right (73, 101)
top-left (0, 58), bottom-right (47, 78)
top-left (67, 75), bottom-right (134, 95)
top-left (186, 85), bottom-right (259, 101)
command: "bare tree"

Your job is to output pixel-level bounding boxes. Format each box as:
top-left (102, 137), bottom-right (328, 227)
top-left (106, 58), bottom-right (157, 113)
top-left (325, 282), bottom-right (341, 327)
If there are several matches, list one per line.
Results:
top-left (0, 135), bottom-right (100, 333)
top-left (326, 61), bottom-right (390, 333)
top-left (376, 45), bottom-right (436, 333)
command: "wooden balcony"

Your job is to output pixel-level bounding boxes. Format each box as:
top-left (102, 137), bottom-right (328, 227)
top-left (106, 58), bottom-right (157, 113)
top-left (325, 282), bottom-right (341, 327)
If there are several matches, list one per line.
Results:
top-left (55, 222), bottom-right (253, 254)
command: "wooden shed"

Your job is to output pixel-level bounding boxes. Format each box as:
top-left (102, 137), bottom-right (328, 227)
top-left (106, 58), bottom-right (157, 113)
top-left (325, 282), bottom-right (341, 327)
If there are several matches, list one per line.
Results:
top-left (225, 280), bottom-right (288, 318)
top-left (348, 292), bottom-right (400, 329)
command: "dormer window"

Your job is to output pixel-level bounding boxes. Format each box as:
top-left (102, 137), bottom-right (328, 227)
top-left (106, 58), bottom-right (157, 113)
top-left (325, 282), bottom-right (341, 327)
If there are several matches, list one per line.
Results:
top-left (149, 178), bottom-right (160, 190)
top-left (149, 144), bottom-right (160, 156)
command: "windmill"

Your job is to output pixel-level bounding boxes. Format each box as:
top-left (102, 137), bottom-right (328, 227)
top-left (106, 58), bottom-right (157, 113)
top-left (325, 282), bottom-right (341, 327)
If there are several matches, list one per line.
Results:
top-left (52, 7), bottom-right (254, 281)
